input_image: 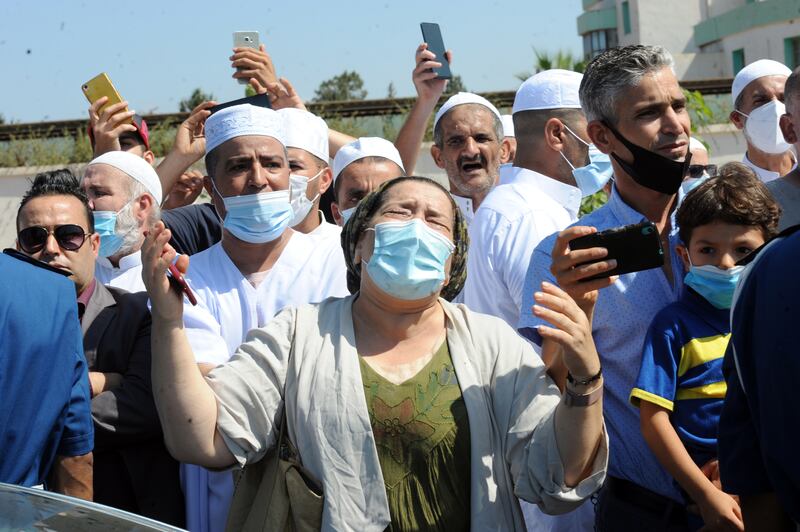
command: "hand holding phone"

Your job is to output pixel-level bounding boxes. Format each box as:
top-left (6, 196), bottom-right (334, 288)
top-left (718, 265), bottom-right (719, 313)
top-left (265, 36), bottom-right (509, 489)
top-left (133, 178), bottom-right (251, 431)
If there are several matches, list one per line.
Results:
top-left (569, 222), bottom-right (664, 281)
top-left (82, 73), bottom-right (131, 122)
top-left (168, 262), bottom-right (197, 306)
top-left (233, 31), bottom-right (260, 85)
top-left (420, 23), bottom-right (452, 80)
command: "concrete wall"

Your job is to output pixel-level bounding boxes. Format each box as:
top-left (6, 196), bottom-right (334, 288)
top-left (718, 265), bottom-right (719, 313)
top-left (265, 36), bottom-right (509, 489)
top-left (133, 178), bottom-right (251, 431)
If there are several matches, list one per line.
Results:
top-left (707, 0), bottom-right (749, 20)
top-left (635, 0), bottom-right (704, 54)
top-left (716, 20), bottom-right (800, 76)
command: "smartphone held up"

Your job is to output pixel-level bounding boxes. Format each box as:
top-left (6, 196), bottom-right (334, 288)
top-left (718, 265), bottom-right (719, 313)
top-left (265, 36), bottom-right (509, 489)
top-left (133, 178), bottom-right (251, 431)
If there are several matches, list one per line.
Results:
top-left (233, 31), bottom-right (260, 85)
top-left (569, 222), bottom-right (664, 281)
top-left (81, 73), bottom-right (132, 124)
top-left (420, 23), bottom-right (452, 80)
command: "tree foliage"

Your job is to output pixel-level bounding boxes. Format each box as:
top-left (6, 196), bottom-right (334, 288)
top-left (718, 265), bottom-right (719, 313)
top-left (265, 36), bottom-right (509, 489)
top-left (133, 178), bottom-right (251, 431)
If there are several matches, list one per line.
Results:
top-left (179, 88), bottom-right (214, 113)
top-left (313, 71), bottom-right (367, 102)
top-left (444, 74), bottom-right (467, 96)
top-left (517, 49), bottom-right (586, 81)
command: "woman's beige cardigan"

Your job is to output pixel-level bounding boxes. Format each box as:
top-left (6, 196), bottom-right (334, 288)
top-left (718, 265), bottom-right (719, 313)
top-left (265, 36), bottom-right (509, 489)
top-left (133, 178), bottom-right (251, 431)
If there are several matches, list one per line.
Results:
top-left (207, 295), bottom-right (608, 531)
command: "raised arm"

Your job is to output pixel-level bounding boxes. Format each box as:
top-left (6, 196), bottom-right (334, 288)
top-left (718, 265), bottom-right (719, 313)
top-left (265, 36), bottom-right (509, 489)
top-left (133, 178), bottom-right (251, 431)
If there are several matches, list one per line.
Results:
top-left (534, 281), bottom-right (605, 486)
top-left (155, 101), bottom-right (216, 199)
top-left (538, 226), bottom-right (617, 388)
top-left (394, 43), bottom-right (451, 174)
top-left (141, 221), bottom-right (234, 468)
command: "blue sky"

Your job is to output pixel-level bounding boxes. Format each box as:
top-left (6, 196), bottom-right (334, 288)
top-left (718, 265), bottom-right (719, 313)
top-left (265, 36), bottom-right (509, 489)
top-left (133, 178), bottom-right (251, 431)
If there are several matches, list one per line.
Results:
top-left (0, 0), bottom-right (583, 123)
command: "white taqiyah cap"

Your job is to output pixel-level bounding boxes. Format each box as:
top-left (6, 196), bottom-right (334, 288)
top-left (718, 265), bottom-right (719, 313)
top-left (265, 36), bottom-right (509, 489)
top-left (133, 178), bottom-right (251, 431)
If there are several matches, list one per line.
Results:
top-left (732, 59), bottom-right (792, 104)
top-left (88, 151), bottom-right (163, 204)
top-left (332, 137), bottom-right (405, 183)
top-left (433, 92), bottom-right (502, 130)
top-left (277, 108), bottom-right (329, 162)
top-left (513, 69), bottom-right (583, 113)
top-left (689, 137), bottom-right (707, 153)
top-left (204, 104), bottom-right (285, 154)
top-left (501, 114), bottom-right (514, 137)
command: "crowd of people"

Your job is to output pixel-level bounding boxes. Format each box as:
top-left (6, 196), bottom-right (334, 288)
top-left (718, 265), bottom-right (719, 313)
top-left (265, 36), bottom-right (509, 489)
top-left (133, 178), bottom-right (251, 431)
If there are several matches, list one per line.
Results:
top-left (2, 37), bottom-right (800, 532)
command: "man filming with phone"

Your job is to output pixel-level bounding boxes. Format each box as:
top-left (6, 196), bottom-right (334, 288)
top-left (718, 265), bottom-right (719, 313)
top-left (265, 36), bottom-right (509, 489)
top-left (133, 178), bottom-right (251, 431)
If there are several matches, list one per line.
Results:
top-left (518, 45), bottom-right (694, 530)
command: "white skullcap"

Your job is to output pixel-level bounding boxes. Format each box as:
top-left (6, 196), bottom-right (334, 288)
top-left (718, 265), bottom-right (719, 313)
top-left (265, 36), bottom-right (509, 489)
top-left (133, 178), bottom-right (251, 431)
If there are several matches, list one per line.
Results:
top-left (732, 59), bottom-right (792, 104)
top-left (513, 69), bottom-right (583, 113)
top-left (501, 114), bottom-right (515, 137)
top-left (277, 108), bottom-right (329, 162)
top-left (689, 137), bottom-right (707, 153)
top-left (332, 137), bottom-right (405, 183)
top-left (88, 151), bottom-right (162, 204)
top-left (204, 104), bottom-right (285, 154)
top-left (433, 92), bottom-right (502, 130)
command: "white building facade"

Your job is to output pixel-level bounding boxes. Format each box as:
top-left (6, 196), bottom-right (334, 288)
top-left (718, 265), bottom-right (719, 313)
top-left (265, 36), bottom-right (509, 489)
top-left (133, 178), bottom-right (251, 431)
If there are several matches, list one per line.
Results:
top-left (579, 0), bottom-right (800, 80)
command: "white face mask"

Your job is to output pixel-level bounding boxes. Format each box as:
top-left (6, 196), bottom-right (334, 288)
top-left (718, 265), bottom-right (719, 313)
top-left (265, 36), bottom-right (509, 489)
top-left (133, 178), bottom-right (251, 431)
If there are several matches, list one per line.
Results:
top-left (737, 100), bottom-right (792, 155)
top-left (288, 168), bottom-right (324, 227)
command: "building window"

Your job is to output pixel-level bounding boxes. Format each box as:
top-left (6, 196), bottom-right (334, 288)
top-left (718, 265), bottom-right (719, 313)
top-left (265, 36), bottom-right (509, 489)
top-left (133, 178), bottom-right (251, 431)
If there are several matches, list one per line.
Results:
top-left (583, 29), bottom-right (618, 60)
top-left (622, 1), bottom-right (631, 35)
top-left (732, 49), bottom-right (745, 75)
top-left (785, 37), bottom-right (800, 69)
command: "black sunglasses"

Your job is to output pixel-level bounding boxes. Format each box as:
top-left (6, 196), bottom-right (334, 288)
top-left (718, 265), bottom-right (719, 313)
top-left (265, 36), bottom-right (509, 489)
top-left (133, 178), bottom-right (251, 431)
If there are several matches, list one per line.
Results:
top-left (687, 164), bottom-right (718, 179)
top-left (18, 224), bottom-right (90, 254)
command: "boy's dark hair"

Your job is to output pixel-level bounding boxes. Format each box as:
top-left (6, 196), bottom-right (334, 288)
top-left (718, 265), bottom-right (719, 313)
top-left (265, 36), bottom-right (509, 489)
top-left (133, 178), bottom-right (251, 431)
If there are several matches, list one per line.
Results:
top-left (677, 162), bottom-right (781, 244)
top-left (17, 169), bottom-right (94, 232)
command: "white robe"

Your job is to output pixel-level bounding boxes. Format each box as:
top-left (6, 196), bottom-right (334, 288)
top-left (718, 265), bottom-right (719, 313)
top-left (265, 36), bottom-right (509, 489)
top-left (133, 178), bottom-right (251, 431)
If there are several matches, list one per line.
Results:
top-left (95, 250), bottom-right (145, 293)
top-left (181, 231), bottom-right (349, 532)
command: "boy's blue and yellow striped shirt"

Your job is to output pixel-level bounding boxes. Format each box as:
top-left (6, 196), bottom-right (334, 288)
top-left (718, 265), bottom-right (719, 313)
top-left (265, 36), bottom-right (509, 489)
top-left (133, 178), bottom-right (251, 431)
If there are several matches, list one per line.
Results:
top-left (630, 288), bottom-right (730, 465)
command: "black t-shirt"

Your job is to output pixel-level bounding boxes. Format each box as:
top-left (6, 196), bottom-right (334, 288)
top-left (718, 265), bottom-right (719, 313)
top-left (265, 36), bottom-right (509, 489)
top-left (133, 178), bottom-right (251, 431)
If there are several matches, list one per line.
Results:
top-left (161, 203), bottom-right (222, 256)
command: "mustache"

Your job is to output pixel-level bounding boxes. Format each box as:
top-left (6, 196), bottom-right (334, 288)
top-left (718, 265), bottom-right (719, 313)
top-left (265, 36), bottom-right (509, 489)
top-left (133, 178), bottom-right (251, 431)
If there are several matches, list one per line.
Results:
top-left (458, 154), bottom-right (485, 166)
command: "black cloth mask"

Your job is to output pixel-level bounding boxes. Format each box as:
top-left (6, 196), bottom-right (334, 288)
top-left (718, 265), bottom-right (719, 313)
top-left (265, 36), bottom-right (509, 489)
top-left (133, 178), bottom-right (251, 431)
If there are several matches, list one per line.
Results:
top-left (604, 122), bottom-right (691, 195)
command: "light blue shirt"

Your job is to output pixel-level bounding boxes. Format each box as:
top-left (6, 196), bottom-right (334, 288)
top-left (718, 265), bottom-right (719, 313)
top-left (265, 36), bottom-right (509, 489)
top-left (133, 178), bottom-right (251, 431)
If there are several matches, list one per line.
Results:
top-left (517, 184), bottom-right (684, 501)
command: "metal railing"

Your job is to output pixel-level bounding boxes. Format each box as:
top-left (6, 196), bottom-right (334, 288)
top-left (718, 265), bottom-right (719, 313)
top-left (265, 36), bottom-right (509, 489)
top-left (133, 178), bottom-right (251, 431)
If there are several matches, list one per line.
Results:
top-left (0, 79), bottom-right (733, 142)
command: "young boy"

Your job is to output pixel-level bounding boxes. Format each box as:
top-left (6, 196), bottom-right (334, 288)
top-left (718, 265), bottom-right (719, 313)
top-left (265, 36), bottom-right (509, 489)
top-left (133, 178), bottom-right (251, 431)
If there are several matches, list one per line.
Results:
top-left (630, 162), bottom-right (781, 530)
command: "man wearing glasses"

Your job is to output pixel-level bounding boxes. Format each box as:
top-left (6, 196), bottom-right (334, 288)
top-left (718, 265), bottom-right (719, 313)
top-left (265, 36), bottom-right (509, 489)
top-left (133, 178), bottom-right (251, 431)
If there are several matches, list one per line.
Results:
top-left (15, 169), bottom-right (184, 526)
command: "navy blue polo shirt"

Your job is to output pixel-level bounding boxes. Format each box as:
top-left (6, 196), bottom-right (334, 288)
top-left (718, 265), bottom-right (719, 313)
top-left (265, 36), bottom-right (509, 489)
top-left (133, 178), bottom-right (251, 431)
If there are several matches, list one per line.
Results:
top-left (719, 228), bottom-right (800, 522)
top-left (0, 253), bottom-right (94, 486)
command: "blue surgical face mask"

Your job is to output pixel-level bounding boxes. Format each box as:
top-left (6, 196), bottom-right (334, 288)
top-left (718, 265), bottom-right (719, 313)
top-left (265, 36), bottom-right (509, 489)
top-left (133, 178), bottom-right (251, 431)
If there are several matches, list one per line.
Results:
top-left (364, 219), bottom-right (455, 300)
top-left (684, 262), bottom-right (744, 309)
top-left (679, 174), bottom-right (710, 198)
top-left (212, 180), bottom-right (293, 244)
top-left (93, 201), bottom-right (132, 258)
top-left (561, 125), bottom-right (613, 197)
top-left (340, 206), bottom-right (357, 226)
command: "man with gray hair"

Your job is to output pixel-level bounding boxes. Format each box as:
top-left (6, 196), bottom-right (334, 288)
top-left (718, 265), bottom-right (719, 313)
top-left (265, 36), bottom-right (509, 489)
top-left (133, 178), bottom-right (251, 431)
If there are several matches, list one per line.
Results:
top-left (518, 45), bottom-right (694, 530)
top-left (81, 151), bottom-right (163, 293)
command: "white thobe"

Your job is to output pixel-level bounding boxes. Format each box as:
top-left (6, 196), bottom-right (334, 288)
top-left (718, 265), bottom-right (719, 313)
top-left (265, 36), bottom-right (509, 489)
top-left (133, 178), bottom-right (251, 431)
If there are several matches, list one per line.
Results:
top-left (309, 210), bottom-right (342, 241)
top-left (451, 193), bottom-right (475, 227)
top-left (181, 231), bottom-right (349, 532)
top-left (95, 250), bottom-right (145, 293)
top-left (462, 167), bottom-right (581, 327)
top-left (742, 152), bottom-right (796, 183)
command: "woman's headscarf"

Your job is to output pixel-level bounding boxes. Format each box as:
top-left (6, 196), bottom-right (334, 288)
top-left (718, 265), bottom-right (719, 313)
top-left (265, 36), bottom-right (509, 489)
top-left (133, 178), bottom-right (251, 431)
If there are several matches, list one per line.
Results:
top-left (340, 176), bottom-right (469, 301)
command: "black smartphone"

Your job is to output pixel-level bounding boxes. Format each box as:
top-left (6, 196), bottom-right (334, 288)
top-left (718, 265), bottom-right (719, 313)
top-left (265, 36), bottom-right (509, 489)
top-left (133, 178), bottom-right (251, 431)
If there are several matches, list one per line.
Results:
top-left (569, 222), bottom-right (664, 281)
top-left (209, 93), bottom-right (271, 115)
top-left (420, 23), bottom-right (452, 80)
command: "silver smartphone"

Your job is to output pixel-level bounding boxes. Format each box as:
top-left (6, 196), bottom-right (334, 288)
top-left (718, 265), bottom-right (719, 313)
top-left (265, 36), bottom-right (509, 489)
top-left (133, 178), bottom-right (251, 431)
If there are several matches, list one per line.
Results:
top-left (233, 31), bottom-right (260, 85)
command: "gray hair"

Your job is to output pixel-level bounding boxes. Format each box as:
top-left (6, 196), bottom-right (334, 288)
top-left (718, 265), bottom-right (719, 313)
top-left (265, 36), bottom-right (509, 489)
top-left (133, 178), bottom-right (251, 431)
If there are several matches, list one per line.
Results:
top-left (115, 178), bottom-right (160, 256)
top-left (579, 45), bottom-right (675, 123)
top-left (433, 103), bottom-right (504, 148)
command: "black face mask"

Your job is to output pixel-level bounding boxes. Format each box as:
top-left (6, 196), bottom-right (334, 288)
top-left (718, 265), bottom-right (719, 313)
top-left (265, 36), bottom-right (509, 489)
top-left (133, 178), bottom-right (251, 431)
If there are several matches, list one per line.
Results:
top-left (604, 122), bottom-right (691, 195)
